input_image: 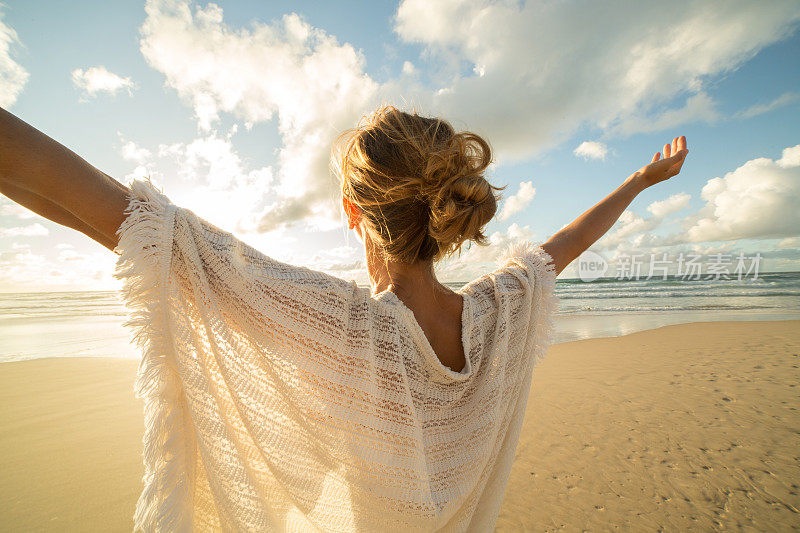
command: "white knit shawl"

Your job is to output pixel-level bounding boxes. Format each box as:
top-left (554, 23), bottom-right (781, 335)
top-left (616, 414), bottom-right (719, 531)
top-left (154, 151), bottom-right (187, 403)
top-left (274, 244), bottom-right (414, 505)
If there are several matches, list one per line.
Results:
top-left (114, 178), bottom-right (559, 532)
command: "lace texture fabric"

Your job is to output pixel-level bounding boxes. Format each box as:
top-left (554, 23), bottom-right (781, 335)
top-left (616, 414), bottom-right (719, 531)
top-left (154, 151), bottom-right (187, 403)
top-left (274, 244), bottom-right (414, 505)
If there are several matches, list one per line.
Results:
top-left (113, 178), bottom-right (559, 532)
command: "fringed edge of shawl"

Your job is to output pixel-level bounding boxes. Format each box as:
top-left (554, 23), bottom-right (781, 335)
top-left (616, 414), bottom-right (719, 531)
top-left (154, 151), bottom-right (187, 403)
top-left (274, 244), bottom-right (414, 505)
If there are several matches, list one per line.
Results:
top-left (497, 240), bottom-right (560, 368)
top-left (463, 241), bottom-right (560, 531)
top-left (113, 178), bottom-right (194, 532)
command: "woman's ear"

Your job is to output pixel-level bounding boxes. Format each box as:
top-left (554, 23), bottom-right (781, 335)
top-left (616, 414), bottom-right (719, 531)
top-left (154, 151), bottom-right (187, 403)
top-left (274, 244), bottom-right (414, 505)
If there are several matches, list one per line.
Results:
top-left (342, 196), bottom-right (361, 229)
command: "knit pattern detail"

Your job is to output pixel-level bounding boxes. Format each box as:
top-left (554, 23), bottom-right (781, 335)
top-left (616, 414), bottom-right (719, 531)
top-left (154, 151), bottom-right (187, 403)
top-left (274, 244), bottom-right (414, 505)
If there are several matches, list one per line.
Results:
top-left (114, 178), bottom-right (559, 532)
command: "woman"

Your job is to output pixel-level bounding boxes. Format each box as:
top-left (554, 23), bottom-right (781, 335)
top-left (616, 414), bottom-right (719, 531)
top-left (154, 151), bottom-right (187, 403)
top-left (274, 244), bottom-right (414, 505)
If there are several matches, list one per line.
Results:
top-left (0, 105), bottom-right (687, 532)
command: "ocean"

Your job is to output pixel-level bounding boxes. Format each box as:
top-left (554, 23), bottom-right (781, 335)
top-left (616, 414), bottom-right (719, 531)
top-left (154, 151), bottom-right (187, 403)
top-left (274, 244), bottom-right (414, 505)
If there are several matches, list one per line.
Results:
top-left (1, 272), bottom-right (799, 364)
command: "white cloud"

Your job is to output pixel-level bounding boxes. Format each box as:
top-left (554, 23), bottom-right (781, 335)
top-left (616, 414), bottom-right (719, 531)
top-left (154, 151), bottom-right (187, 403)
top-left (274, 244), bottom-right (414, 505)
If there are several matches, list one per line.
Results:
top-left (0, 200), bottom-right (36, 219)
top-left (71, 66), bottom-right (134, 98)
top-left (573, 141), bottom-right (608, 161)
top-left (394, 0), bottom-right (800, 159)
top-left (122, 165), bottom-right (158, 187)
top-left (0, 223), bottom-right (49, 237)
top-left (120, 140), bottom-right (152, 163)
top-left (152, 132), bottom-right (274, 233)
top-left (598, 210), bottom-right (662, 250)
top-left (437, 222), bottom-right (536, 280)
top-left (597, 193), bottom-right (691, 250)
top-left (183, 136), bottom-right (241, 185)
top-left (777, 144), bottom-right (800, 167)
top-left (402, 60), bottom-right (417, 75)
top-left (0, 12), bottom-right (29, 107)
top-left (57, 248), bottom-right (82, 262)
top-left (311, 245), bottom-right (358, 262)
top-left (735, 91), bottom-right (800, 119)
top-left (683, 144), bottom-right (800, 242)
top-left (157, 142), bottom-right (183, 158)
top-left (0, 246), bottom-right (121, 292)
top-left (138, 0), bottom-right (378, 230)
top-left (498, 180), bottom-right (536, 221)
top-left (647, 192), bottom-right (691, 218)
top-left (308, 245), bottom-right (364, 281)
top-left (611, 91), bottom-right (720, 137)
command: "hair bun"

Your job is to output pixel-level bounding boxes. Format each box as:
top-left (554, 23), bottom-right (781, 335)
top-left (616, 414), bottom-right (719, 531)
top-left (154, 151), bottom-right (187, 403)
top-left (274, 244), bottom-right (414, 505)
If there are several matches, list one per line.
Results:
top-left (422, 132), bottom-right (503, 257)
top-left (332, 105), bottom-right (505, 263)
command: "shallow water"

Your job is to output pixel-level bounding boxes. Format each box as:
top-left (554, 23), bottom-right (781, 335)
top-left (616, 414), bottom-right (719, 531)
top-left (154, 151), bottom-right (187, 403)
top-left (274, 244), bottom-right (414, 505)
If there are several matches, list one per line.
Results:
top-left (2, 272), bottom-right (799, 363)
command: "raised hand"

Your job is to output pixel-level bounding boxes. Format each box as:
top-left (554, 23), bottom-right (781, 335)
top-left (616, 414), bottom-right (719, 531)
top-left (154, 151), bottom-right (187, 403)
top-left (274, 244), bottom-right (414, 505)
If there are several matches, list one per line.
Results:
top-left (634, 135), bottom-right (689, 188)
top-left (541, 135), bottom-right (690, 275)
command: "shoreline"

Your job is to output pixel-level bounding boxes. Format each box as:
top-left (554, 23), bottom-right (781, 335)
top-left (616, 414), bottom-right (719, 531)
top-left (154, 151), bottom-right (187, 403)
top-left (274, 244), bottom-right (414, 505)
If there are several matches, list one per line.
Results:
top-left (3, 312), bottom-right (799, 364)
top-left (1, 320), bottom-right (799, 530)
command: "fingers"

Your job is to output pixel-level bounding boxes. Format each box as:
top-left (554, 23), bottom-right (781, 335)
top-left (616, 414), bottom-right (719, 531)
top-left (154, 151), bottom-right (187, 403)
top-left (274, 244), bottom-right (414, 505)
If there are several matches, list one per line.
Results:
top-left (663, 135), bottom-right (689, 159)
top-left (647, 136), bottom-right (688, 182)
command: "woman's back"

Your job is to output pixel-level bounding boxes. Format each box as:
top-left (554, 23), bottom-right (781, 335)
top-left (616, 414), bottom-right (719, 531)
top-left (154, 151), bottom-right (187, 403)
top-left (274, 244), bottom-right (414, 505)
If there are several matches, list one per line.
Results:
top-left (384, 288), bottom-right (466, 373)
top-left (115, 178), bottom-right (558, 532)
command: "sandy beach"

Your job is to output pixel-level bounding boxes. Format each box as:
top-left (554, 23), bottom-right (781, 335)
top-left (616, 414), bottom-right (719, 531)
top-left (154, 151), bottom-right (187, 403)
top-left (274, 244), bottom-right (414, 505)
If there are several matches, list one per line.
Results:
top-left (1, 320), bottom-right (798, 531)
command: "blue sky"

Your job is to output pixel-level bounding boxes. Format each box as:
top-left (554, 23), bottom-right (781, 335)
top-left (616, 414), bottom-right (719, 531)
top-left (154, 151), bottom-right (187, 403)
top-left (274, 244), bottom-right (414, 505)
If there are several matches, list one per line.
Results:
top-left (1, 0), bottom-right (799, 292)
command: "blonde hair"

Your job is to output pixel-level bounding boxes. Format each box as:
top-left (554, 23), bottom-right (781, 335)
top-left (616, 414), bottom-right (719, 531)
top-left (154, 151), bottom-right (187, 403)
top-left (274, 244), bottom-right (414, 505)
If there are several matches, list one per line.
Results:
top-left (331, 105), bottom-right (504, 264)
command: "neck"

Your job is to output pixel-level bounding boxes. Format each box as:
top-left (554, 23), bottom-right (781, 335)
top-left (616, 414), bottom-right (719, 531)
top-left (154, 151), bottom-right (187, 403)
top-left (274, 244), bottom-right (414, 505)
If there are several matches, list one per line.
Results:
top-left (364, 239), bottom-right (446, 301)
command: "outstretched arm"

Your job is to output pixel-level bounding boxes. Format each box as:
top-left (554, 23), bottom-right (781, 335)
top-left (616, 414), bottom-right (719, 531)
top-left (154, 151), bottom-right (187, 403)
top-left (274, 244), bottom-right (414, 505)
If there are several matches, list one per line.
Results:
top-left (541, 136), bottom-right (688, 275)
top-left (0, 107), bottom-right (130, 252)
top-left (0, 180), bottom-right (117, 249)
